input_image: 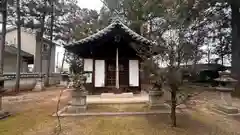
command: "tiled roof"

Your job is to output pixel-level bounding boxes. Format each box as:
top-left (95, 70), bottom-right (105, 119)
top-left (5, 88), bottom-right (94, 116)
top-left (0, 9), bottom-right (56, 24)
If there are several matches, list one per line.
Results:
top-left (66, 19), bottom-right (156, 47)
top-left (5, 45), bottom-right (33, 58)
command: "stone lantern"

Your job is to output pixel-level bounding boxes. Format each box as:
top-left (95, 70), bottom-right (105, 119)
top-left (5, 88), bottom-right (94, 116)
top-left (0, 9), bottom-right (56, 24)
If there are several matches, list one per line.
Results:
top-left (148, 75), bottom-right (164, 109)
top-left (214, 72), bottom-right (239, 114)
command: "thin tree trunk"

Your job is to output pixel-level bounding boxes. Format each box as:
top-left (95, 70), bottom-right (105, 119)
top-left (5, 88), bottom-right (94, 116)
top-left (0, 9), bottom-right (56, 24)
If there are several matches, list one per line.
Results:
top-left (221, 55), bottom-right (224, 66)
top-left (149, 19), bottom-right (152, 39)
top-left (44, 0), bottom-right (55, 87)
top-left (15, 0), bottom-right (21, 93)
top-left (207, 47), bottom-right (210, 64)
top-left (0, 0), bottom-right (7, 111)
top-left (170, 85), bottom-right (177, 127)
top-left (60, 50), bottom-right (66, 73)
top-left (168, 65), bottom-right (177, 127)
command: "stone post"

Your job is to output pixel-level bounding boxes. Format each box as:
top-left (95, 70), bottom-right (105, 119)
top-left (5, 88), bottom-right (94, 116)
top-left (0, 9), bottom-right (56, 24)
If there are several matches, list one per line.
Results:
top-left (33, 74), bottom-right (45, 91)
top-left (148, 80), bottom-right (165, 109)
top-left (66, 74), bottom-right (88, 113)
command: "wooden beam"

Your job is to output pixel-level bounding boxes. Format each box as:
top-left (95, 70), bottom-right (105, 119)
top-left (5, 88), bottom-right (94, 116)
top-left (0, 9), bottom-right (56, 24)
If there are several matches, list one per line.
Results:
top-left (116, 48), bottom-right (119, 89)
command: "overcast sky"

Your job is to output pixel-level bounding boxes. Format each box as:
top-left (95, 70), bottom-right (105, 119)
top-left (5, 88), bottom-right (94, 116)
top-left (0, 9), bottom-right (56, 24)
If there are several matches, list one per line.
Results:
top-left (78, 0), bottom-right (103, 11)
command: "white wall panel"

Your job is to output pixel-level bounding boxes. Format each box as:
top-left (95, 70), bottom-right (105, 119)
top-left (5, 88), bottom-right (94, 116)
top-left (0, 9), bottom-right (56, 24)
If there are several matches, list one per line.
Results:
top-left (84, 59), bottom-right (93, 71)
top-left (129, 60), bottom-right (139, 87)
top-left (94, 60), bottom-right (105, 87)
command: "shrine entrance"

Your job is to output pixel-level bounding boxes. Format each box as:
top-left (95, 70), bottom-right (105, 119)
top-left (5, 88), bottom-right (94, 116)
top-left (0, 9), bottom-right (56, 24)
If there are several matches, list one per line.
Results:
top-left (106, 59), bottom-right (129, 88)
top-left (65, 18), bottom-right (156, 94)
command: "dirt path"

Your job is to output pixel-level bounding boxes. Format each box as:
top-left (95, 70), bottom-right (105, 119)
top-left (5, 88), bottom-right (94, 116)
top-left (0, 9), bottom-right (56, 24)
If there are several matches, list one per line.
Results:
top-left (2, 88), bottom-right (70, 113)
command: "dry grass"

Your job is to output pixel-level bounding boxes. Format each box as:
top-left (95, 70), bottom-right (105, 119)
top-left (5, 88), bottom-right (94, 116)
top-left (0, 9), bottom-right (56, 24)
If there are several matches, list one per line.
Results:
top-left (1, 89), bottom-right (240, 135)
top-left (1, 103), bottom-right (239, 135)
top-left (21, 113), bottom-right (238, 135)
top-left (0, 105), bottom-right (55, 135)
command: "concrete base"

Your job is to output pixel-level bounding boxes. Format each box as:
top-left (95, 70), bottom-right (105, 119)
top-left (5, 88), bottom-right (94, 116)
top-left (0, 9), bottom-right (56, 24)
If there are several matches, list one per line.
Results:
top-left (101, 93), bottom-right (134, 98)
top-left (214, 104), bottom-right (239, 114)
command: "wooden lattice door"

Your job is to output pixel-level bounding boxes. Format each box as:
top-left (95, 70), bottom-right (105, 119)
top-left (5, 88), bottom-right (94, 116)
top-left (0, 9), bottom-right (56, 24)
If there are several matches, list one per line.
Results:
top-left (106, 59), bottom-right (129, 87)
top-left (119, 60), bottom-right (129, 86)
top-left (106, 60), bottom-right (116, 86)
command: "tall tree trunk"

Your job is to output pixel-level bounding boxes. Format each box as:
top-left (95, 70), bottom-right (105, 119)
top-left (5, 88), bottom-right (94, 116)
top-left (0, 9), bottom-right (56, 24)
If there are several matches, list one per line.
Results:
top-left (15, 0), bottom-right (21, 93)
top-left (44, 0), bottom-right (55, 87)
top-left (231, 3), bottom-right (240, 80)
top-left (36, 0), bottom-right (47, 89)
top-left (0, 0), bottom-right (7, 112)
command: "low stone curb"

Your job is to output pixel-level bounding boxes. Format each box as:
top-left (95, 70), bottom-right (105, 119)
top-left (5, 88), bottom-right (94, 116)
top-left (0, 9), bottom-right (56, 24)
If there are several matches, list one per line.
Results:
top-left (86, 100), bottom-right (147, 104)
top-left (207, 105), bottom-right (240, 116)
top-left (52, 106), bottom-right (181, 117)
top-left (53, 110), bottom-right (180, 117)
top-left (0, 112), bottom-right (11, 120)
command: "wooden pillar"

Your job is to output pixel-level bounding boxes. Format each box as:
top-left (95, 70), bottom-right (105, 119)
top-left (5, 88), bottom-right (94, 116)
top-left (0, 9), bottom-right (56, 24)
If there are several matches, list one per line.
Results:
top-left (116, 48), bottom-right (119, 89)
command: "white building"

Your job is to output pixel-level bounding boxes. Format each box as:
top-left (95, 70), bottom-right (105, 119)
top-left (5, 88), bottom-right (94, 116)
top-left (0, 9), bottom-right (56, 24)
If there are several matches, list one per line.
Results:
top-left (1, 27), bottom-right (56, 73)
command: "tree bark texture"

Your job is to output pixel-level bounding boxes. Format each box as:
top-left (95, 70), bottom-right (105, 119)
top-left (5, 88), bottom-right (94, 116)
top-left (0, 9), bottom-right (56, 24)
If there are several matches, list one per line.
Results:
top-left (15, 0), bottom-right (22, 93)
top-left (231, 4), bottom-right (240, 80)
top-left (170, 85), bottom-right (177, 127)
top-left (44, 0), bottom-right (55, 87)
top-left (0, 0), bottom-right (7, 110)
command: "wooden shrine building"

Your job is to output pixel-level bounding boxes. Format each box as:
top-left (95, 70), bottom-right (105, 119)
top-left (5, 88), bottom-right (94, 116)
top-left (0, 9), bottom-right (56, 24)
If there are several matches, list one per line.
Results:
top-left (65, 19), bottom-right (156, 94)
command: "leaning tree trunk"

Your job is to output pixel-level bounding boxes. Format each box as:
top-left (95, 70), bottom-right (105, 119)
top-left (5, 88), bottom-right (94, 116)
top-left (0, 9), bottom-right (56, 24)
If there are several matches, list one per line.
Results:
top-left (0, 0), bottom-right (7, 112)
top-left (15, 0), bottom-right (22, 93)
top-left (44, 0), bottom-right (55, 87)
